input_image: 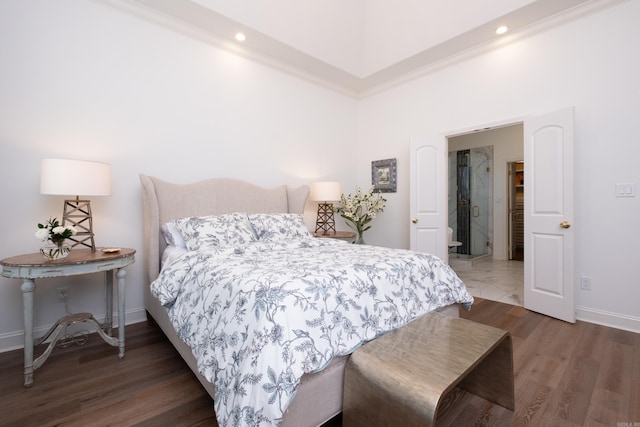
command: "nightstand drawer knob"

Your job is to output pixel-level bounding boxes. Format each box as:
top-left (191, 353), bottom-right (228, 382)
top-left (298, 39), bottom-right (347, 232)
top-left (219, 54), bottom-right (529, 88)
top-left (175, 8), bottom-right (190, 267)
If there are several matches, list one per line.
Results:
top-left (412, 218), bottom-right (419, 224)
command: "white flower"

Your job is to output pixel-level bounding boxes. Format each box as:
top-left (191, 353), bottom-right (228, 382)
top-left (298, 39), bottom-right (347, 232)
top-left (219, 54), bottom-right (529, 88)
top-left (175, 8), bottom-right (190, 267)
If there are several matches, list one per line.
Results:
top-left (35, 228), bottom-right (49, 241)
top-left (35, 218), bottom-right (78, 244)
top-left (336, 186), bottom-right (386, 236)
top-left (52, 226), bottom-right (67, 235)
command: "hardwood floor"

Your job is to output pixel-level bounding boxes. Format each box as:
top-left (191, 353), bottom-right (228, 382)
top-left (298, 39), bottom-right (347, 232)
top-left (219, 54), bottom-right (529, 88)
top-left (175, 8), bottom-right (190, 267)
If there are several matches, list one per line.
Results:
top-left (442, 299), bottom-right (639, 426)
top-left (0, 320), bottom-right (216, 427)
top-left (1, 298), bottom-right (638, 426)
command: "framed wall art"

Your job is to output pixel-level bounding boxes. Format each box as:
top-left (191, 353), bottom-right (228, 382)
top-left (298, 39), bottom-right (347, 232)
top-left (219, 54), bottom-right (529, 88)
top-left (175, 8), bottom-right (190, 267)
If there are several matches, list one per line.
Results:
top-left (371, 158), bottom-right (397, 193)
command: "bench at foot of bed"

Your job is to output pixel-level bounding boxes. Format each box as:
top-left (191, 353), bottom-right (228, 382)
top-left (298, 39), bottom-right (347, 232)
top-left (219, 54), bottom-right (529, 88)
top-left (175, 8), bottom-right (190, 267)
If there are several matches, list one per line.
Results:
top-left (343, 311), bottom-right (515, 426)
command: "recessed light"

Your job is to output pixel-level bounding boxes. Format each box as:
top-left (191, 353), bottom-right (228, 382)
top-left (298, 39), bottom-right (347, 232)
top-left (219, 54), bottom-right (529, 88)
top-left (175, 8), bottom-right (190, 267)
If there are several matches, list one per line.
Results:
top-left (495, 26), bottom-right (508, 35)
top-left (235, 32), bottom-right (246, 42)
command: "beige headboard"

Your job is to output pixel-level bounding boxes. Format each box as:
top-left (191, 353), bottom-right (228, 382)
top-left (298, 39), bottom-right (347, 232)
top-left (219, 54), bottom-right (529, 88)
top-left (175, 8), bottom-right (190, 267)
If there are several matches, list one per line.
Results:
top-left (139, 174), bottom-right (310, 287)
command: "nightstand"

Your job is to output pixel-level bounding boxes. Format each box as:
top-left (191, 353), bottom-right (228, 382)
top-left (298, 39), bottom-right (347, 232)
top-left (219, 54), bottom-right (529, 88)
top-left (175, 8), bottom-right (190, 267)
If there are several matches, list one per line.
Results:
top-left (313, 231), bottom-right (357, 243)
top-left (0, 248), bottom-right (135, 387)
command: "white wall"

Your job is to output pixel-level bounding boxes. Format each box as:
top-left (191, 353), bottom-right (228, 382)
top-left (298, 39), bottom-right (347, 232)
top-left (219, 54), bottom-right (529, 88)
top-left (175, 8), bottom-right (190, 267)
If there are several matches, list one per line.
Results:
top-left (357, 1), bottom-right (640, 330)
top-left (0, 0), bottom-right (358, 350)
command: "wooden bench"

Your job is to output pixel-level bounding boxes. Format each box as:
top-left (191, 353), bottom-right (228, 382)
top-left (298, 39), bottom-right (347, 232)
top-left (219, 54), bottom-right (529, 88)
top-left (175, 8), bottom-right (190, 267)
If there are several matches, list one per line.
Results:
top-left (343, 311), bottom-right (515, 426)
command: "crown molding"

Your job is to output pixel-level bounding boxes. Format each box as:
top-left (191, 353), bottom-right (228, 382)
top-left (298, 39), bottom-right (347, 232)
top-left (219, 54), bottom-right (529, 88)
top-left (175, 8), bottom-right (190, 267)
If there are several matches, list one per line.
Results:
top-left (94, 0), bottom-right (362, 97)
top-left (358, 0), bottom-right (627, 98)
top-left (94, 0), bottom-right (627, 99)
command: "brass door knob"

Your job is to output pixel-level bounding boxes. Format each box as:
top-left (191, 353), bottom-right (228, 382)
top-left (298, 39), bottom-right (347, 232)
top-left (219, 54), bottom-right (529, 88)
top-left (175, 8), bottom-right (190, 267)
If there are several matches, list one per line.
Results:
top-left (412, 218), bottom-right (419, 224)
top-left (560, 221), bottom-right (571, 229)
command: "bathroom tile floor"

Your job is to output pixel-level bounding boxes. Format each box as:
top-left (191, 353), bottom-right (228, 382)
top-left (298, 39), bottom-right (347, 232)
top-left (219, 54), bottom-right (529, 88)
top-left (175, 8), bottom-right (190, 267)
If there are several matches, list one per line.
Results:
top-left (451, 257), bottom-right (524, 306)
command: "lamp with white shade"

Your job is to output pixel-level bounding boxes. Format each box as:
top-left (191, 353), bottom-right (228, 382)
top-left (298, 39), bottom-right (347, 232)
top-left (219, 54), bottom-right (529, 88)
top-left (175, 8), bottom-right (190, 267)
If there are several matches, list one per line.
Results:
top-left (40, 158), bottom-right (112, 252)
top-left (310, 181), bottom-right (341, 235)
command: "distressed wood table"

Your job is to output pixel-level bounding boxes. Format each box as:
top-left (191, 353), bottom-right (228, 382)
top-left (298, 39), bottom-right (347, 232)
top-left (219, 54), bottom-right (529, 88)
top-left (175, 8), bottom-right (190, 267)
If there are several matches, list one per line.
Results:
top-left (313, 231), bottom-right (357, 243)
top-left (0, 248), bottom-right (135, 387)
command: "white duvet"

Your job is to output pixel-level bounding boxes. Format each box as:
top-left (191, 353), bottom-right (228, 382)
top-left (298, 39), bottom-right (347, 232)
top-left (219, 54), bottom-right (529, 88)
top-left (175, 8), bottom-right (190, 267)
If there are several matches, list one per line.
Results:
top-left (151, 238), bottom-right (473, 426)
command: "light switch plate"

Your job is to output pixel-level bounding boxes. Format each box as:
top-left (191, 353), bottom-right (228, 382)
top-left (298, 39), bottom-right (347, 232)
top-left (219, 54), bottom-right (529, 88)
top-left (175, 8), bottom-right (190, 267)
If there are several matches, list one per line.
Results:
top-left (615, 183), bottom-right (635, 197)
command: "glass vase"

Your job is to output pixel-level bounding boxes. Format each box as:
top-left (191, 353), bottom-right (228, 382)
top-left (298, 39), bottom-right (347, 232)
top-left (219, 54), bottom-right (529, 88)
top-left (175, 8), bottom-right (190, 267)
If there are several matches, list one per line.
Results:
top-left (40, 241), bottom-right (71, 261)
top-left (355, 232), bottom-right (365, 245)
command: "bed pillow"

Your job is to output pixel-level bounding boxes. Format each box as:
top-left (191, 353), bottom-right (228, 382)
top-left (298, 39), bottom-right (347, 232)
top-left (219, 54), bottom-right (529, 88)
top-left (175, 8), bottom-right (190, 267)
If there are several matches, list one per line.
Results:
top-left (161, 221), bottom-right (187, 249)
top-left (249, 213), bottom-right (313, 242)
top-left (173, 212), bottom-right (257, 251)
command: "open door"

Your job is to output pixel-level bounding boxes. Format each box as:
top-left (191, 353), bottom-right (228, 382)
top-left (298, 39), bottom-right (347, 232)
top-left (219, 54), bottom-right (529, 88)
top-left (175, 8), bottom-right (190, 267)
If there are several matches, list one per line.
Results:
top-left (410, 136), bottom-right (447, 260)
top-left (524, 108), bottom-right (575, 323)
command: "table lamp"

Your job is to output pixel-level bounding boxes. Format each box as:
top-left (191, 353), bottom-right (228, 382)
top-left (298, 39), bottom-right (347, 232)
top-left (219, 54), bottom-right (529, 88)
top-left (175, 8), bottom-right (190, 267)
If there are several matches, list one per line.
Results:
top-left (310, 181), bottom-right (341, 235)
top-left (40, 158), bottom-right (112, 252)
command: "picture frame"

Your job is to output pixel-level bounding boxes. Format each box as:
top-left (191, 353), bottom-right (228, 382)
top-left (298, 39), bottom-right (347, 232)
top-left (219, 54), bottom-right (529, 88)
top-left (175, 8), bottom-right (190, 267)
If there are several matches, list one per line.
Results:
top-left (371, 158), bottom-right (397, 193)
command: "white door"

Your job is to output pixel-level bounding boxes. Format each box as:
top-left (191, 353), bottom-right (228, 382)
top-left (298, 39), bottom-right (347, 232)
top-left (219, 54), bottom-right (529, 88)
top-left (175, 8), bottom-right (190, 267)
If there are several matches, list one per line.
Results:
top-left (409, 136), bottom-right (447, 260)
top-left (523, 108), bottom-right (575, 323)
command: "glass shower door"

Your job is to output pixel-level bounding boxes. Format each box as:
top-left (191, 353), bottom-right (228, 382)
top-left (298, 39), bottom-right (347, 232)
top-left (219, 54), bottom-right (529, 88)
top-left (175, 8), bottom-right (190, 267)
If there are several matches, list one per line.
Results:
top-left (450, 146), bottom-right (493, 259)
top-left (469, 146), bottom-right (492, 257)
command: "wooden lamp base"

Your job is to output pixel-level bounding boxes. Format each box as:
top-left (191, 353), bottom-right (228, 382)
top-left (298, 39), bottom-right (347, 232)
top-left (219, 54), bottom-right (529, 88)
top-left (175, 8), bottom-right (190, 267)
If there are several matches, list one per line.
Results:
top-left (62, 197), bottom-right (96, 252)
top-left (314, 202), bottom-right (336, 235)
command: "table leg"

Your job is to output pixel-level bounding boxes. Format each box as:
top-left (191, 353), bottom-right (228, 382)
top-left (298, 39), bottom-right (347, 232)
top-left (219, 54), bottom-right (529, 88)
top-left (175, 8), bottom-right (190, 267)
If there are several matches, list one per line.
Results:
top-left (21, 278), bottom-right (36, 387)
top-left (116, 267), bottom-right (126, 358)
top-left (105, 270), bottom-right (113, 335)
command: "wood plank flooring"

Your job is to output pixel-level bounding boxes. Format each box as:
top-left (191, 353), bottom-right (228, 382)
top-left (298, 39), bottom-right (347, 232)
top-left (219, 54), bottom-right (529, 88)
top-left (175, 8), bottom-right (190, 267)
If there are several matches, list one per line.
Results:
top-left (441, 299), bottom-right (640, 426)
top-left (1, 298), bottom-right (638, 426)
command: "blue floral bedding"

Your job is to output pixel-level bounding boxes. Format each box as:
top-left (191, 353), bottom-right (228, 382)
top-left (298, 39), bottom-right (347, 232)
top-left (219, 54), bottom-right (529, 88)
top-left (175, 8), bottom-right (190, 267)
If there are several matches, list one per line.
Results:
top-left (151, 238), bottom-right (473, 426)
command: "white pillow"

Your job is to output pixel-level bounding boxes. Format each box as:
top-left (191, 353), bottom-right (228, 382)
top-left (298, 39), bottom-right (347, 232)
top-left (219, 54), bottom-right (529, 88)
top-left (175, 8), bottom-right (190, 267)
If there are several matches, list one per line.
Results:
top-left (174, 212), bottom-right (257, 251)
top-left (161, 221), bottom-right (187, 249)
top-left (248, 213), bottom-right (312, 242)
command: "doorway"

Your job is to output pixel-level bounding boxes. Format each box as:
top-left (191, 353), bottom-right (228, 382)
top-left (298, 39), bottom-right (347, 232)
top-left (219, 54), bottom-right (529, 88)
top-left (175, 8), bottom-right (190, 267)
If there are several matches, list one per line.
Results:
top-left (447, 124), bottom-right (523, 261)
top-left (410, 108), bottom-right (575, 320)
top-left (447, 124), bottom-right (525, 305)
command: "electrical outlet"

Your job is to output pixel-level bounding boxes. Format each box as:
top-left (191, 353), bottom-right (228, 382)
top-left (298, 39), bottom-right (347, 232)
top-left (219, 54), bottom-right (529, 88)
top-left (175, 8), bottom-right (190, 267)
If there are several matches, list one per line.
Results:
top-left (57, 287), bottom-right (69, 303)
top-left (580, 276), bottom-right (591, 291)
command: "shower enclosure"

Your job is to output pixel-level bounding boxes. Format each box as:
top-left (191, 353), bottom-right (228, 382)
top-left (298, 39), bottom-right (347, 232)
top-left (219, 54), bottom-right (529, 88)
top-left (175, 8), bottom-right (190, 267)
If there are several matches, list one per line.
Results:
top-left (448, 146), bottom-right (493, 260)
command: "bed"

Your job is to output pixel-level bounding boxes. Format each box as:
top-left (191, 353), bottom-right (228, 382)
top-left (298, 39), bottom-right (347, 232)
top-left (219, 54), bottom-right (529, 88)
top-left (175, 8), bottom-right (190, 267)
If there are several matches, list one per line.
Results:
top-left (140, 174), bottom-right (473, 427)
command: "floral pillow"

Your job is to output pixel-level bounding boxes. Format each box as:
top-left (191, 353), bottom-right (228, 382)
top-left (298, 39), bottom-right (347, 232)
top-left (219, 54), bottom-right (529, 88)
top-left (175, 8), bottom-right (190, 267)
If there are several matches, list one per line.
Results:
top-left (161, 221), bottom-right (187, 249)
top-left (173, 212), bottom-right (257, 251)
top-left (248, 213), bottom-right (313, 242)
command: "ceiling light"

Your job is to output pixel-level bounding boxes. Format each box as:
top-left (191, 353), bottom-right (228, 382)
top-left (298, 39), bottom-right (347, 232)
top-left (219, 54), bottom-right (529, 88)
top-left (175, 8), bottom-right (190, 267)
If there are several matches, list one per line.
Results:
top-left (495, 26), bottom-right (508, 35)
top-left (235, 32), bottom-right (246, 42)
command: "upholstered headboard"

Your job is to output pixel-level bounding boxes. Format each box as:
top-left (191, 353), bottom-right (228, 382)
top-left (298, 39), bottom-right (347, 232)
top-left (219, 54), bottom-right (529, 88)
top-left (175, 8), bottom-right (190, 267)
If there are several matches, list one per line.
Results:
top-left (139, 174), bottom-right (310, 287)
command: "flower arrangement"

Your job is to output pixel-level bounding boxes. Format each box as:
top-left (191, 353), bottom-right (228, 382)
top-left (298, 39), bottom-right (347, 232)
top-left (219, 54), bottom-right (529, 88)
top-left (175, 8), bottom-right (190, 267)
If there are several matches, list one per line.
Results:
top-left (35, 218), bottom-right (77, 245)
top-left (336, 186), bottom-right (386, 244)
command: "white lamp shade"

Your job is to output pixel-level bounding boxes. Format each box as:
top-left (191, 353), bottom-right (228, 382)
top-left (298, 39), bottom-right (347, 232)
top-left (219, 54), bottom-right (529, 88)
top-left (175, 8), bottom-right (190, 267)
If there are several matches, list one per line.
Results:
top-left (310, 181), bottom-right (341, 201)
top-left (40, 158), bottom-right (112, 196)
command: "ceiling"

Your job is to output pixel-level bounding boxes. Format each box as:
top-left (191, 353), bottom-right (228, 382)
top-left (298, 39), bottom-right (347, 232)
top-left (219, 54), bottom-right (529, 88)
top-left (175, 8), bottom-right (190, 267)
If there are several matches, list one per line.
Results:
top-left (101, 0), bottom-right (619, 97)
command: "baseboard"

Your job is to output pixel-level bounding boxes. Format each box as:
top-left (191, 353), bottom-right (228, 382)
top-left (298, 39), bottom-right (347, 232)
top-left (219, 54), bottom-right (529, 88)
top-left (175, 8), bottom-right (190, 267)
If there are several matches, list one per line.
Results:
top-left (0, 307), bottom-right (148, 353)
top-left (576, 305), bottom-right (640, 334)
